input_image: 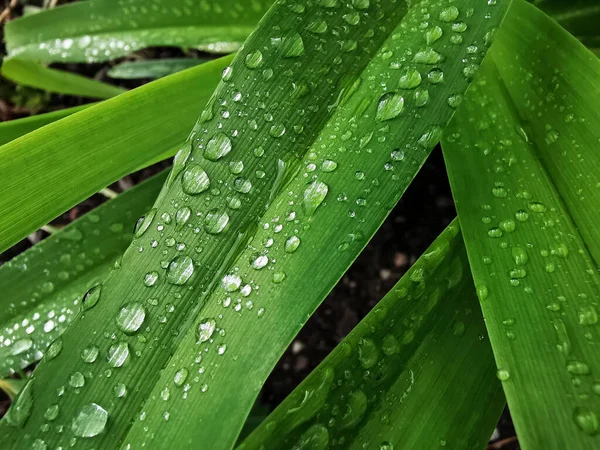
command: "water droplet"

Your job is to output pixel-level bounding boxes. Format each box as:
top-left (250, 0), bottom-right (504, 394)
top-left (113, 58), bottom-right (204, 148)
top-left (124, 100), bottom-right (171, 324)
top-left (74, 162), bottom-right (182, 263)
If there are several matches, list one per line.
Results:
top-left (46, 338), bottom-right (63, 360)
top-left (282, 32), bottom-right (304, 58)
top-left (439, 6), bottom-right (459, 22)
top-left (174, 368), bottom-right (189, 387)
top-left (134, 209), bottom-right (157, 238)
top-left (114, 383), bottom-right (127, 398)
top-left (5, 381), bottom-right (33, 427)
top-left (82, 284), bottom-right (102, 310)
top-left (182, 165), bottom-right (210, 194)
top-left (573, 407), bottom-right (598, 435)
top-left (380, 442), bottom-right (394, 450)
top-left (166, 256), bottom-right (194, 285)
top-left (528, 201), bottom-right (547, 213)
top-left (496, 369), bottom-right (510, 381)
top-left (245, 50), bottom-right (263, 69)
top-left (578, 306), bottom-right (598, 326)
top-left (511, 247), bottom-right (528, 265)
top-left (197, 319), bottom-right (216, 343)
top-left (269, 123), bottom-right (286, 138)
top-left (204, 133), bottom-right (232, 161)
top-left (567, 361), bottom-right (590, 375)
top-left (376, 92), bottom-right (404, 121)
top-left (107, 342), bottom-right (130, 368)
top-left (306, 20), bottom-right (327, 34)
top-left (69, 372), bottom-right (85, 388)
top-left (144, 271), bottom-right (158, 287)
top-left (285, 236), bottom-right (301, 253)
top-left (515, 210), bottom-right (529, 222)
top-left (72, 403), bottom-right (108, 438)
top-left (425, 26), bottom-right (443, 45)
top-left (44, 404), bottom-right (59, 421)
top-left (358, 338), bottom-right (379, 369)
top-left (222, 274), bottom-right (242, 292)
top-left (11, 338), bottom-right (33, 356)
top-left (303, 181), bottom-right (328, 215)
top-left (413, 48), bottom-right (444, 65)
top-left (414, 88), bottom-right (429, 107)
top-left (81, 346), bottom-right (99, 363)
top-left (116, 303), bottom-right (146, 334)
top-left (204, 209), bottom-right (230, 234)
top-left (417, 125), bottom-right (443, 149)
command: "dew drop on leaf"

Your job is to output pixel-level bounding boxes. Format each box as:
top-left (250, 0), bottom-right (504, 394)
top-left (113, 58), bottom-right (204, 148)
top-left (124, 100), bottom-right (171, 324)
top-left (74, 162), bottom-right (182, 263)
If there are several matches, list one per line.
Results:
top-left (166, 256), bottom-right (195, 285)
top-left (116, 302), bottom-right (146, 334)
top-left (71, 403), bottom-right (108, 438)
top-left (204, 133), bottom-right (232, 161)
top-left (182, 165), bottom-right (210, 195)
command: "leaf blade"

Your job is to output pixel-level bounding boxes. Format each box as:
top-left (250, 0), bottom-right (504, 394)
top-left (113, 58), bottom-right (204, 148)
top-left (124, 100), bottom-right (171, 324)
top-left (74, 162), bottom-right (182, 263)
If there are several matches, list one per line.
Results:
top-left (442, 1), bottom-right (600, 447)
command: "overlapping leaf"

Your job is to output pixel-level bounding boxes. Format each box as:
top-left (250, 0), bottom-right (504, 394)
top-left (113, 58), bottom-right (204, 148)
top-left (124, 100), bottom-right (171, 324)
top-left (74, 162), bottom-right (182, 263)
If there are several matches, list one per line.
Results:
top-left (240, 221), bottom-right (505, 450)
top-left (0, 172), bottom-right (166, 378)
top-left (0, 56), bottom-right (231, 253)
top-left (442, 0), bottom-right (600, 447)
top-left (0, 0), bottom-right (509, 448)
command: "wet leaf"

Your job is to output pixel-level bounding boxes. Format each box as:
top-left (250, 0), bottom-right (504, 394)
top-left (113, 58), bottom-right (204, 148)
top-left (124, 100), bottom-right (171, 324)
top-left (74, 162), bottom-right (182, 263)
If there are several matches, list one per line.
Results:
top-left (0, 0), bottom-right (509, 448)
top-left (442, 1), bottom-right (600, 447)
top-left (240, 222), bottom-right (504, 450)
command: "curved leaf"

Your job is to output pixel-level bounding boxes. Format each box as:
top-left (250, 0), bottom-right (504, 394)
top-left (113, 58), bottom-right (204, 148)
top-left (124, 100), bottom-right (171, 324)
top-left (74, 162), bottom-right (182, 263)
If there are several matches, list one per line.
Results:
top-left (240, 221), bottom-right (505, 450)
top-left (5, 0), bottom-right (272, 63)
top-left (0, 171), bottom-right (166, 378)
top-left (442, 1), bottom-right (600, 447)
top-left (0, 55), bottom-right (231, 253)
top-left (0, 0), bottom-right (510, 448)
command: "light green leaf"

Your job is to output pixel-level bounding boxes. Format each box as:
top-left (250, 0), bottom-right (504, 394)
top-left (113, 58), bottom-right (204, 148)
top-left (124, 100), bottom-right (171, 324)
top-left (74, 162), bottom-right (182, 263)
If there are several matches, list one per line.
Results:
top-left (0, 171), bottom-right (166, 378)
top-left (108, 58), bottom-right (208, 80)
top-left (442, 0), bottom-right (600, 447)
top-left (240, 221), bottom-right (504, 450)
top-left (0, 104), bottom-right (95, 147)
top-left (4, 0), bottom-right (272, 63)
top-left (1, 59), bottom-right (126, 99)
top-left (0, 56), bottom-right (231, 253)
top-left (0, 0), bottom-right (509, 448)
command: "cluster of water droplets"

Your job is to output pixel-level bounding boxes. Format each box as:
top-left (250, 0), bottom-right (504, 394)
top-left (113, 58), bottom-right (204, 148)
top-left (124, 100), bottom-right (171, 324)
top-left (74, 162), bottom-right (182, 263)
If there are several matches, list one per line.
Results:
top-left (444, 57), bottom-right (600, 437)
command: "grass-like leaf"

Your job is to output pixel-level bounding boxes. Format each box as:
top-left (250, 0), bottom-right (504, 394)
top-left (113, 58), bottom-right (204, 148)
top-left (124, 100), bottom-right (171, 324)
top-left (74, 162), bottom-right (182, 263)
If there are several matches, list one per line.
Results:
top-left (0, 56), bottom-right (231, 253)
top-left (240, 221), bottom-right (504, 450)
top-left (1, 59), bottom-right (126, 99)
top-left (108, 58), bottom-right (208, 80)
top-left (0, 0), bottom-right (509, 448)
top-left (4, 0), bottom-right (272, 63)
top-left (0, 171), bottom-right (166, 378)
top-left (442, 0), bottom-right (600, 447)
top-left (0, 104), bottom-right (94, 147)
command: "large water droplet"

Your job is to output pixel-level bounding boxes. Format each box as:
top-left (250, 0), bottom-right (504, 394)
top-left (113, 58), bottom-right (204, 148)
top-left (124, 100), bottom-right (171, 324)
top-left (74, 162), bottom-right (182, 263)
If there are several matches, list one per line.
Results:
top-left (282, 32), bottom-right (305, 58)
top-left (376, 92), bottom-right (404, 122)
top-left (182, 165), bottom-right (210, 194)
top-left (204, 209), bottom-right (230, 234)
top-left (134, 209), bottom-right (157, 238)
top-left (107, 342), bottom-right (130, 368)
top-left (303, 181), bottom-right (328, 215)
top-left (245, 50), bottom-right (264, 69)
top-left (72, 403), bottom-right (108, 438)
top-left (166, 256), bottom-right (194, 285)
top-left (82, 284), bottom-right (102, 310)
top-left (197, 319), bottom-right (216, 343)
top-left (204, 133), bottom-right (232, 161)
top-left (573, 407), bottom-right (598, 435)
top-left (116, 303), bottom-right (146, 334)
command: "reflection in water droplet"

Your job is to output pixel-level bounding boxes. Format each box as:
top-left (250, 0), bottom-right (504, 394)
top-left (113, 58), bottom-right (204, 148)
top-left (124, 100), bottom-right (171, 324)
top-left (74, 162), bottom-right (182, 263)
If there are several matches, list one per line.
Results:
top-left (72, 403), bottom-right (108, 438)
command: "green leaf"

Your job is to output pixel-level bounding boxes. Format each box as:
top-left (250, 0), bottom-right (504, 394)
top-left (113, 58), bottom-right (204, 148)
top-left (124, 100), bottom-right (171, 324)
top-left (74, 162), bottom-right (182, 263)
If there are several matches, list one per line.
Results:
top-left (108, 58), bottom-right (209, 80)
top-left (531, 0), bottom-right (600, 49)
top-left (0, 171), bottom-right (166, 378)
top-left (0, 104), bottom-right (95, 147)
top-left (240, 221), bottom-right (505, 450)
top-left (0, 0), bottom-right (510, 448)
top-left (442, 0), bottom-right (600, 447)
top-left (1, 59), bottom-right (126, 99)
top-left (4, 0), bottom-right (272, 63)
top-left (0, 56), bottom-right (231, 253)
